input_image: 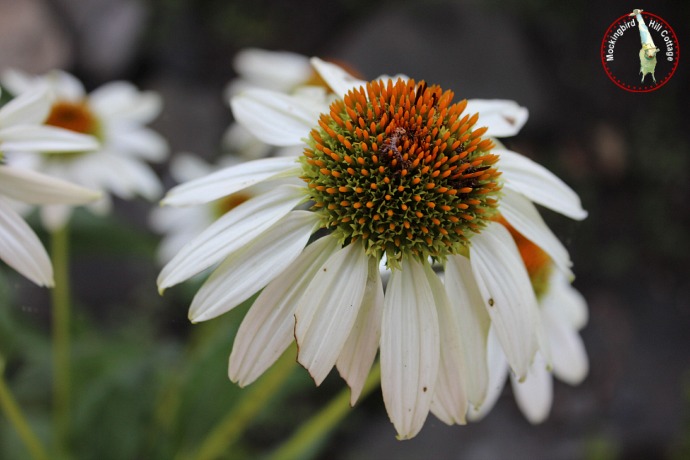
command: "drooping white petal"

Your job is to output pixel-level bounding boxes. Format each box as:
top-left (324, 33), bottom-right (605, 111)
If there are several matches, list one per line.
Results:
top-left (151, 207), bottom-right (207, 265)
top-left (0, 198), bottom-right (53, 286)
top-left (535, 305), bottom-right (553, 371)
top-left (0, 165), bottom-right (100, 204)
top-left (0, 84), bottom-right (50, 126)
top-left (465, 99), bottom-right (529, 138)
top-left (229, 236), bottom-right (339, 386)
top-left (0, 125), bottom-right (98, 153)
top-left (444, 254), bottom-right (491, 408)
top-left (470, 222), bottom-right (539, 380)
top-left (381, 257), bottom-right (440, 440)
top-left (336, 256), bottom-right (384, 405)
top-left (162, 157), bottom-right (302, 206)
top-left (295, 241), bottom-right (369, 386)
top-left (545, 271), bottom-right (589, 329)
top-left (40, 204), bottom-right (74, 232)
top-left (510, 353), bottom-right (553, 424)
top-left (189, 211), bottom-right (319, 322)
top-left (106, 127), bottom-right (168, 162)
top-left (0, 69), bottom-right (35, 96)
top-left (310, 57), bottom-right (367, 98)
top-left (500, 190), bottom-right (573, 278)
top-left (89, 82), bottom-right (162, 123)
top-left (158, 184), bottom-right (305, 291)
top-left (45, 70), bottom-right (86, 102)
top-left (233, 48), bottom-right (312, 93)
top-left (231, 89), bottom-right (318, 146)
top-left (467, 327), bottom-right (509, 421)
top-left (83, 152), bottom-right (161, 200)
top-left (426, 263), bottom-right (468, 426)
top-left (168, 153), bottom-right (215, 183)
top-left (221, 123), bottom-right (274, 159)
top-left (541, 287), bottom-right (589, 385)
top-left (497, 149), bottom-right (587, 220)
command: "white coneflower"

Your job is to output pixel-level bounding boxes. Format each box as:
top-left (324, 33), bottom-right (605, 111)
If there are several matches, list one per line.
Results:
top-left (468, 220), bottom-right (588, 424)
top-left (0, 85), bottom-right (98, 156)
top-left (0, 85), bottom-right (100, 285)
top-left (158, 58), bottom-right (586, 439)
top-left (1, 69), bottom-right (168, 229)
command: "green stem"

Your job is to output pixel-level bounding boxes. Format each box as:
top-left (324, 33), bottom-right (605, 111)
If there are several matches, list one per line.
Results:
top-left (267, 363), bottom-right (381, 460)
top-left (51, 225), bottom-right (71, 455)
top-left (147, 318), bottom-right (239, 457)
top-left (187, 347), bottom-right (297, 460)
top-left (0, 359), bottom-right (49, 460)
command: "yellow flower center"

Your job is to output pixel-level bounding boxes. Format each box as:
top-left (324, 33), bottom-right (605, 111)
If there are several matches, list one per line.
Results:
top-left (45, 101), bottom-right (99, 136)
top-left (301, 78), bottom-right (502, 267)
top-left (43, 100), bottom-right (101, 159)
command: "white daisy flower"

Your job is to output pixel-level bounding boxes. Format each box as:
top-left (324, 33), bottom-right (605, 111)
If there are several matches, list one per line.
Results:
top-left (468, 221), bottom-right (588, 424)
top-left (1, 69), bottom-right (169, 230)
top-left (0, 85), bottom-right (100, 286)
top-left (158, 58), bottom-right (586, 439)
top-left (0, 85), bottom-right (98, 154)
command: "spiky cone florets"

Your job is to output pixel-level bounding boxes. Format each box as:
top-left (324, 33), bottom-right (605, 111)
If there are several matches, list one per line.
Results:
top-left (300, 78), bottom-right (502, 268)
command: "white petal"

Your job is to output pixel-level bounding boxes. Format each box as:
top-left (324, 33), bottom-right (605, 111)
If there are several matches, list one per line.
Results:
top-left (0, 165), bottom-right (100, 204)
top-left (106, 127), bottom-right (168, 162)
top-left (510, 353), bottom-right (553, 424)
top-left (0, 85), bottom-right (50, 126)
top-left (498, 149), bottom-right (587, 220)
top-left (168, 153), bottom-right (215, 183)
top-left (465, 99), bottom-right (528, 138)
top-left (0, 69), bottom-right (35, 96)
top-left (229, 236), bottom-right (339, 386)
top-left (427, 263), bottom-right (468, 426)
top-left (310, 57), bottom-right (367, 98)
top-left (380, 258), bottom-right (439, 440)
top-left (221, 123), bottom-right (273, 159)
top-left (542, 287), bottom-right (589, 385)
top-left (444, 254), bottom-right (491, 408)
top-left (89, 82), bottom-right (162, 123)
top-left (162, 157), bottom-right (301, 206)
top-left (233, 48), bottom-right (312, 92)
top-left (500, 190), bottom-right (573, 278)
top-left (535, 305), bottom-right (553, 372)
top-left (0, 125), bottom-right (98, 153)
top-left (295, 241), bottom-right (369, 385)
top-left (45, 70), bottom-right (86, 102)
top-left (545, 271), bottom-right (589, 329)
top-left (467, 327), bottom-right (509, 421)
top-left (230, 89), bottom-right (317, 146)
top-left (189, 211), bottom-right (319, 322)
top-left (336, 256), bottom-right (384, 405)
top-left (84, 152), bottom-right (162, 200)
top-left (0, 198), bottom-right (53, 286)
top-left (157, 184), bottom-right (305, 291)
top-left (470, 222), bottom-right (539, 380)
top-left (40, 204), bottom-right (74, 232)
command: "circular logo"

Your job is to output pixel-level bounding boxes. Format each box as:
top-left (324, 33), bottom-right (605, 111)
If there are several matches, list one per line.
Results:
top-left (601, 10), bottom-right (680, 92)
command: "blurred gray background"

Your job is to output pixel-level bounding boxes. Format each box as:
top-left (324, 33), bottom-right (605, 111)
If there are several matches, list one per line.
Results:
top-left (1, 0), bottom-right (689, 459)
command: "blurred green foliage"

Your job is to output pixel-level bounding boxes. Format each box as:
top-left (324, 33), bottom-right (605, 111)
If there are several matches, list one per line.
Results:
top-left (0, 209), bottom-right (325, 460)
